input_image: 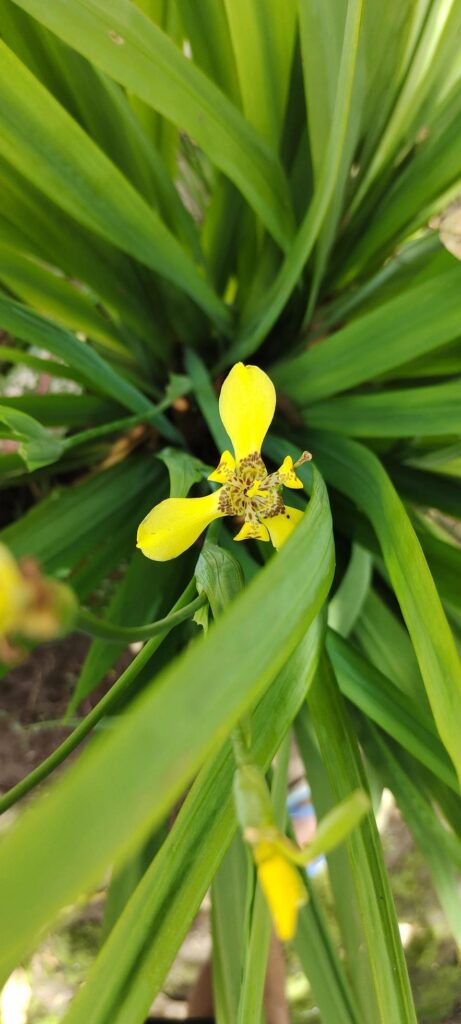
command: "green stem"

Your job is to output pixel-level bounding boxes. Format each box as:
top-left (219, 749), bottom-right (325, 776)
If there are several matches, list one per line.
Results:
top-left (62, 385), bottom-right (190, 451)
top-left (0, 581), bottom-right (202, 815)
top-left (231, 720), bottom-right (252, 766)
top-left (237, 735), bottom-right (290, 1024)
top-left (76, 594), bottom-right (206, 642)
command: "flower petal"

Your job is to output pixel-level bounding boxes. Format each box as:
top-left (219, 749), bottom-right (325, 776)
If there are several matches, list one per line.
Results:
top-left (0, 544), bottom-right (29, 633)
top-left (219, 363), bottom-right (276, 463)
top-left (262, 506), bottom-right (304, 550)
top-left (208, 449), bottom-right (235, 483)
top-left (233, 520), bottom-right (270, 543)
top-left (137, 492), bottom-right (224, 561)
top-left (276, 455), bottom-right (303, 489)
top-left (257, 852), bottom-right (306, 941)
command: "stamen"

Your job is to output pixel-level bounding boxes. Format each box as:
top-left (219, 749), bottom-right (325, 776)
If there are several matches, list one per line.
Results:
top-left (293, 451), bottom-right (312, 468)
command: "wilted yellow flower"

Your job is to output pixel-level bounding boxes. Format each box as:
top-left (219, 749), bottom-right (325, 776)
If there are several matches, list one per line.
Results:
top-left (0, 544), bottom-right (30, 636)
top-left (137, 362), bottom-right (311, 561)
top-left (233, 761), bottom-right (307, 941)
top-left (254, 839), bottom-right (307, 942)
top-left (0, 543), bottom-right (77, 662)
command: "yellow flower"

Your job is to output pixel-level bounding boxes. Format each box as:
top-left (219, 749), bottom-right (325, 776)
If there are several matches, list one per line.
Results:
top-left (254, 839), bottom-right (307, 942)
top-left (137, 362), bottom-right (311, 560)
top-left (0, 543), bottom-right (77, 662)
top-left (0, 544), bottom-right (30, 635)
top-left (233, 761), bottom-right (307, 942)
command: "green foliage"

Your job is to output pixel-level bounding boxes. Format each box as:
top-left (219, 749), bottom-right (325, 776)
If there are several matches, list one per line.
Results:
top-left (0, 1), bottom-right (461, 1021)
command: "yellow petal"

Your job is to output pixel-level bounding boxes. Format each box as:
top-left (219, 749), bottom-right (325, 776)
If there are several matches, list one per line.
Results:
top-left (233, 520), bottom-right (270, 543)
top-left (0, 544), bottom-right (28, 634)
top-left (219, 363), bottom-right (276, 463)
top-left (257, 852), bottom-right (306, 941)
top-left (137, 492), bottom-right (224, 561)
top-left (208, 449), bottom-right (235, 483)
top-left (277, 455), bottom-right (303, 489)
top-left (262, 506), bottom-right (304, 550)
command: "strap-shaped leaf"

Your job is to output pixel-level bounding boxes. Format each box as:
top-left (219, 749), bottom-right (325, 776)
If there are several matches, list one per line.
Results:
top-left (307, 430), bottom-right (461, 788)
top-left (308, 656), bottom-right (417, 1023)
top-left (0, 297), bottom-right (151, 414)
top-left (8, 0), bottom-right (294, 250)
top-left (272, 263), bottom-right (461, 403)
top-left (0, 41), bottom-right (230, 332)
top-left (0, 467), bottom-right (333, 982)
top-left (305, 377), bottom-right (461, 437)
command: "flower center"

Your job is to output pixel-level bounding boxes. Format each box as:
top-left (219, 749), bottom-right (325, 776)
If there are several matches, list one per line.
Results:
top-left (217, 453), bottom-right (285, 525)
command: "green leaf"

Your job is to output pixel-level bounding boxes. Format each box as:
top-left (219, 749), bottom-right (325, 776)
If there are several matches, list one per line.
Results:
top-left (0, 455), bottom-right (165, 585)
top-left (9, 0), bottom-right (294, 251)
top-left (302, 790), bottom-right (370, 863)
top-left (295, 709), bottom-right (379, 1022)
top-left (328, 543), bottom-right (372, 636)
top-left (306, 378), bottom-right (461, 437)
top-left (0, 404), bottom-right (64, 470)
top-left (0, 394), bottom-right (122, 429)
top-left (364, 724), bottom-right (461, 948)
top-left (56, 618), bottom-right (325, 1024)
top-left (225, 0), bottom-right (364, 360)
top-left (184, 348), bottom-right (229, 451)
top-left (156, 446), bottom-right (205, 499)
top-left (195, 544), bottom-right (244, 618)
top-left (212, 831), bottom-right (250, 1024)
top-left (0, 242), bottom-right (124, 350)
top-left (0, 467), bottom-right (334, 981)
top-left (224, 0), bottom-right (297, 148)
top-left (236, 737), bottom-right (290, 1024)
top-left (307, 430), bottom-right (461, 788)
top-left (327, 629), bottom-right (458, 793)
top-left (0, 41), bottom-right (230, 332)
top-left (0, 297), bottom-right (151, 413)
top-left (353, 588), bottom-right (426, 704)
top-left (272, 263), bottom-right (461, 403)
top-left (308, 654), bottom-right (416, 1022)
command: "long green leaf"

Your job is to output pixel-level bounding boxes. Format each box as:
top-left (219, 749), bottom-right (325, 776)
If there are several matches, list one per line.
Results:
top-left (0, 243), bottom-right (125, 350)
top-left (308, 654), bottom-right (416, 1022)
top-left (295, 708), bottom-right (379, 1022)
top-left (0, 41), bottom-right (229, 332)
top-left (327, 629), bottom-right (458, 793)
top-left (0, 297), bottom-right (151, 414)
top-left (306, 378), bottom-right (461, 437)
top-left (0, 456), bottom-right (165, 583)
top-left (307, 430), bottom-right (461, 787)
top-left (364, 725), bottom-right (461, 948)
top-left (224, 0), bottom-right (364, 360)
top-left (274, 262), bottom-right (461, 403)
top-left (9, 0), bottom-right (294, 251)
top-left (0, 467), bottom-right (333, 981)
top-left (60, 619), bottom-right (325, 1024)
top-left (224, 0), bottom-right (297, 147)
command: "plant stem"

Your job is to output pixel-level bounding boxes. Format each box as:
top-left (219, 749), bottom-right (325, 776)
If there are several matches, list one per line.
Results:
top-left (76, 594), bottom-right (206, 642)
top-left (62, 383), bottom-right (190, 451)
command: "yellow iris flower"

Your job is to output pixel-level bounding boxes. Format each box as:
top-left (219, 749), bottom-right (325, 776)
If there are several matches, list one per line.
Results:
top-left (137, 362), bottom-right (311, 561)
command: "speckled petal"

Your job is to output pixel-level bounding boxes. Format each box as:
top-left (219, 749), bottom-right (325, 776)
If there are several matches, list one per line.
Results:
top-left (262, 506), bottom-right (304, 550)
